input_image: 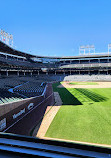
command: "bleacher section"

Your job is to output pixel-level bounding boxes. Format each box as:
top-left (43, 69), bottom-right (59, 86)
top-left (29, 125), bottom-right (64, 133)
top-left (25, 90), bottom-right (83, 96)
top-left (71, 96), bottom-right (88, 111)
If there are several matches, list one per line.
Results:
top-left (13, 81), bottom-right (46, 98)
top-left (0, 76), bottom-right (47, 104)
top-left (30, 74), bottom-right (111, 82)
top-left (63, 74), bottom-right (111, 81)
top-left (0, 54), bottom-right (42, 68)
top-left (0, 90), bottom-right (24, 104)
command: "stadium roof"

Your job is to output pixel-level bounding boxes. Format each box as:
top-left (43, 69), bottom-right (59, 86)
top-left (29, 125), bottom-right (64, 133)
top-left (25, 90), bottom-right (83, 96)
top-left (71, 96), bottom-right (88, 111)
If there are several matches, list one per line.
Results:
top-left (36, 54), bottom-right (111, 59)
top-left (1, 40), bottom-right (111, 59)
top-left (0, 41), bottom-right (36, 58)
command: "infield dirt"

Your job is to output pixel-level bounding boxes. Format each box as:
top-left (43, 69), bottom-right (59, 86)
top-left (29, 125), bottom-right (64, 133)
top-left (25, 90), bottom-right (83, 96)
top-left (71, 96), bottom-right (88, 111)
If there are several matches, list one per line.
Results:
top-left (58, 81), bottom-right (111, 88)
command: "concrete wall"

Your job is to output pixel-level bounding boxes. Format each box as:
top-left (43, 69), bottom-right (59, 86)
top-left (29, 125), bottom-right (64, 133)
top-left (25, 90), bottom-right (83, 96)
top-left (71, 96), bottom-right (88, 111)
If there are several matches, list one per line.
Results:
top-left (0, 96), bottom-right (42, 117)
top-left (0, 83), bottom-right (54, 135)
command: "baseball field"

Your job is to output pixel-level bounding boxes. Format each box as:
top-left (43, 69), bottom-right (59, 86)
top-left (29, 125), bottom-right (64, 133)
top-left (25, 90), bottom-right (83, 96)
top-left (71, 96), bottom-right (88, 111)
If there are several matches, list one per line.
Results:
top-left (45, 82), bottom-right (111, 146)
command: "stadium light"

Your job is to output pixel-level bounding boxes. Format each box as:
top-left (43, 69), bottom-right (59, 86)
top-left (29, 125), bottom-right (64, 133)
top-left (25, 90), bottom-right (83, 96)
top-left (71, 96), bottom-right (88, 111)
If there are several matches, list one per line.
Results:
top-left (79, 45), bottom-right (95, 55)
top-left (80, 45), bottom-right (85, 49)
top-left (90, 45), bottom-right (95, 48)
top-left (86, 45), bottom-right (90, 48)
top-left (0, 28), bottom-right (13, 47)
top-left (108, 44), bottom-right (111, 55)
top-left (79, 45), bottom-right (85, 55)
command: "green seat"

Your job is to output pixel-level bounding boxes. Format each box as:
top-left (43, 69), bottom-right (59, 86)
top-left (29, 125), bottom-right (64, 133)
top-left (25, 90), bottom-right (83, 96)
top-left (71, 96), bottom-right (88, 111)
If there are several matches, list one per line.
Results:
top-left (1, 98), bottom-right (8, 103)
top-left (0, 100), bottom-right (3, 104)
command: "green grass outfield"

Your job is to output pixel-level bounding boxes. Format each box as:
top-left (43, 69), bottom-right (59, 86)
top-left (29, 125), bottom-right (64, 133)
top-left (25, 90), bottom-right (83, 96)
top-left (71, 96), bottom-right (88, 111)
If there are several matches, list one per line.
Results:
top-left (45, 82), bottom-right (111, 145)
top-left (69, 82), bottom-right (98, 85)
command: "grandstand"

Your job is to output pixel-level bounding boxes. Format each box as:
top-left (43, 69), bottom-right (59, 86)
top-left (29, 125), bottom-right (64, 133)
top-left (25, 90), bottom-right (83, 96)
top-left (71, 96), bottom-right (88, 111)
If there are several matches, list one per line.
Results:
top-left (1, 39), bottom-right (111, 137)
top-left (0, 40), bottom-right (111, 104)
top-left (0, 40), bottom-right (111, 77)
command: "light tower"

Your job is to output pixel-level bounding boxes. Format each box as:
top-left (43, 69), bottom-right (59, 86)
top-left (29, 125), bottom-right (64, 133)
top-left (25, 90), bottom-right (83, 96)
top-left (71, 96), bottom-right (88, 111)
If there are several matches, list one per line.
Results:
top-left (0, 29), bottom-right (13, 48)
top-left (79, 45), bottom-right (95, 55)
top-left (79, 46), bottom-right (85, 55)
top-left (108, 44), bottom-right (111, 55)
top-left (89, 45), bottom-right (95, 54)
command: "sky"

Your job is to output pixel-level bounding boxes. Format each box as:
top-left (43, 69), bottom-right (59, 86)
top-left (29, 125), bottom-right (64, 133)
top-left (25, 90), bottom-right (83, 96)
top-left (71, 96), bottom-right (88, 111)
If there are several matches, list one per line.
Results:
top-left (0, 0), bottom-right (111, 57)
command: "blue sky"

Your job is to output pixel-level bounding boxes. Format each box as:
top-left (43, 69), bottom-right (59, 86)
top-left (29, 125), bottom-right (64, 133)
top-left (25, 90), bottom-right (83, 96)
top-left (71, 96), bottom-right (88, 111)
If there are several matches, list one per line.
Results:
top-left (0, 0), bottom-right (111, 57)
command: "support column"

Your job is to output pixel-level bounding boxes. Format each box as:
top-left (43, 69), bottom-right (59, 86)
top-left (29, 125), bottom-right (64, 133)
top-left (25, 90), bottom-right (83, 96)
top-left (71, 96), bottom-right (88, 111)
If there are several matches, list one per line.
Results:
top-left (108, 57), bottom-right (109, 63)
top-left (24, 72), bottom-right (25, 76)
top-left (6, 71), bottom-right (8, 77)
top-left (31, 72), bottom-right (32, 76)
top-left (70, 70), bottom-right (71, 75)
top-left (55, 71), bottom-right (56, 75)
top-left (38, 71), bottom-right (39, 75)
top-left (107, 70), bottom-right (108, 75)
top-left (17, 71), bottom-right (19, 76)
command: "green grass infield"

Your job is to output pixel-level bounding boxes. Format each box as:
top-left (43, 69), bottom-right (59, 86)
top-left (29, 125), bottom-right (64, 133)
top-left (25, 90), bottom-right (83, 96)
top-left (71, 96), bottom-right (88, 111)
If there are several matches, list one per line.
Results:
top-left (45, 82), bottom-right (111, 145)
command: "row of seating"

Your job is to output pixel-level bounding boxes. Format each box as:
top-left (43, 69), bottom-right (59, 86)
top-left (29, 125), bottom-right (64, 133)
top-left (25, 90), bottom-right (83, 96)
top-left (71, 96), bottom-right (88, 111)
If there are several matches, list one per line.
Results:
top-left (0, 76), bottom-right (47, 104)
top-left (0, 56), bottom-right (43, 68)
top-left (64, 74), bottom-right (111, 81)
top-left (13, 82), bottom-right (46, 98)
top-left (0, 90), bottom-right (24, 104)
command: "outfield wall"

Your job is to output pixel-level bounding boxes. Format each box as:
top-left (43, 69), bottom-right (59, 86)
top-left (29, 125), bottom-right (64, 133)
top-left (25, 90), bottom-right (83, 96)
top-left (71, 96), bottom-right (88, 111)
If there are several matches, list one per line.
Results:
top-left (0, 84), bottom-right (47, 117)
top-left (0, 83), bottom-right (54, 134)
top-left (0, 97), bottom-right (40, 117)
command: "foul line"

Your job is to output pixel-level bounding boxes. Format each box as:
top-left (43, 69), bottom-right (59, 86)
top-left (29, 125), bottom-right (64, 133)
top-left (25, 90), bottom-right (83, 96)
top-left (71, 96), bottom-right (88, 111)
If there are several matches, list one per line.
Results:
top-left (3, 93), bottom-right (53, 132)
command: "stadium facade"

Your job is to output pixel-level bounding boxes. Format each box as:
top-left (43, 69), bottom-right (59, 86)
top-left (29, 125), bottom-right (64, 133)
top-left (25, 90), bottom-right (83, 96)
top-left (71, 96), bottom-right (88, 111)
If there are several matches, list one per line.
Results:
top-left (0, 41), bottom-right (111, 77)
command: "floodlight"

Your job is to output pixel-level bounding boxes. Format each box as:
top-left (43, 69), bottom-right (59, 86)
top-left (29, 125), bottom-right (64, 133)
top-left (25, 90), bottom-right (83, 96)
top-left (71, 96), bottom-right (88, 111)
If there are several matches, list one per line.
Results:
top-left (108, 44), bottom-right (111, 47)
top-left (80, 46), bottom-right (85, 49)
top-left (0, 28), bottom-right (13, 47)
top-left (90, 45), bottom-right (95, 48)
top-left (86, 45), bottom-right (90, 48)
top-left (79, 44), bottom-right (95, 55)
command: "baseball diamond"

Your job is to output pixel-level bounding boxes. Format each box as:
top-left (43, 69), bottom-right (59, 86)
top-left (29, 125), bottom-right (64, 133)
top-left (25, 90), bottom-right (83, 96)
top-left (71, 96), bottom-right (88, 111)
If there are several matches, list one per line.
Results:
top-left (0, 40), bottom-right (111, 147)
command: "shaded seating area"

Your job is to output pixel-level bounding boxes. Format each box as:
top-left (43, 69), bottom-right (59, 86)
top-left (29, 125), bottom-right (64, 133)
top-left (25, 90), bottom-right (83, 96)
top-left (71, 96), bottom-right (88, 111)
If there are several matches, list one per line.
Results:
top-left (0, 89), bottom-right (24, 104)
top-left (0, 77), bottom-right (47, 104)
top-left (13, 82), bottom-right (46, 98)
